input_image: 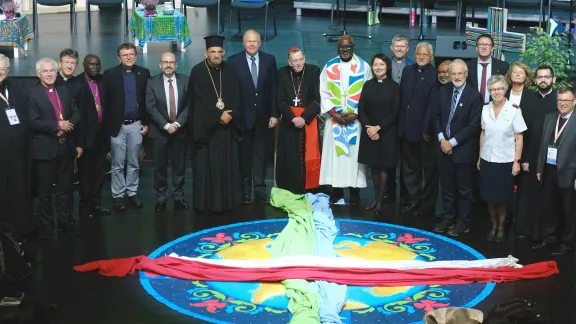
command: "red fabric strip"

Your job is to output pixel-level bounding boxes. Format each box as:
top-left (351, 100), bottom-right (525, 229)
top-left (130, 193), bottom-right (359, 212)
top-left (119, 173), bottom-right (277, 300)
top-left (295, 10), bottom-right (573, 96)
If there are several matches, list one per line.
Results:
top-left (73, 256), bottom-right (559, 287)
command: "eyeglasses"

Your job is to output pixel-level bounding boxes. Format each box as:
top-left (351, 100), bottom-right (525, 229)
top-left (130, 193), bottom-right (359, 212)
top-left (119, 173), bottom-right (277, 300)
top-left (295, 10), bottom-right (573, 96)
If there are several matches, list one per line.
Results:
top-left (416, 53), bottom-right (430, 57)
top-left (161, 61), bottom-right (176, 65)
top-left (489, 87), bottom-right (506, 92)
top-left (536, 75), bottom-right (552, 80)
top-left (477, 43), bottom-right (492, 47)
top-left (557, 99), bottom-right (574, 104)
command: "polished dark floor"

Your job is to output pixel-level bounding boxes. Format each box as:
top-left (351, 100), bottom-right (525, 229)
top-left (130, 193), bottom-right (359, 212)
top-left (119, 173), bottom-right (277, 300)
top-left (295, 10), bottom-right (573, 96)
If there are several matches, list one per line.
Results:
top-left (5, 6), bottom-right (575, 324)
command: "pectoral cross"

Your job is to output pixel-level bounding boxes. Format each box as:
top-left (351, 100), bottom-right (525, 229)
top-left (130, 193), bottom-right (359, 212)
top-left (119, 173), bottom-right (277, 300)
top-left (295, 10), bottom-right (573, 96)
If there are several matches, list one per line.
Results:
top-left (293, 97), bottom-right (300, 106)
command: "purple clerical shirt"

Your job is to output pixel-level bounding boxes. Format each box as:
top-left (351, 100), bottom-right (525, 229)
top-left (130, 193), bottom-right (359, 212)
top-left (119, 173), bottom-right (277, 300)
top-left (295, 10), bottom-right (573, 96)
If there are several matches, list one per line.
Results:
top-left (45, 86), bottom-right (65, 136)
top-left (85, 74), bottom-right (102, 124)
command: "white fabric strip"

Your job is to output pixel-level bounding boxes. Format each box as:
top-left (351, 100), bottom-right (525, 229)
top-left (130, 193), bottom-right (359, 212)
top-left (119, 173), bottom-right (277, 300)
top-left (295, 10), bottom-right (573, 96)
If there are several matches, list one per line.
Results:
top-left (168, 253), bottom-right (523, 269)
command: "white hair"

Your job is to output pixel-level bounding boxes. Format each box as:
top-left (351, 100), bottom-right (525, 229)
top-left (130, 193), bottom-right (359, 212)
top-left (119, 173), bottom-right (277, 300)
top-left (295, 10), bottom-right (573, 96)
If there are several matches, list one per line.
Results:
top-left (449, 59), bottom-right (468, 72)
top-left (487, 75), bottom-right (509, 91)
top-left (416, 42), bottom-right (434, 56)
top-left (0, 54), bottom-right (10, 68)
top-left (36, 57), bottom-right (58, 73)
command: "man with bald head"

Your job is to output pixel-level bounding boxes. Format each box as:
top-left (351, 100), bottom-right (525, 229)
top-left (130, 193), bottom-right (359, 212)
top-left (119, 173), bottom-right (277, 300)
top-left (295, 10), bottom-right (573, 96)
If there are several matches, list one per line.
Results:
top-left (70, 54), bottom-right (111, 219)
top-left (146, 52), bottom-right (190, 212)
top-left (319, 35), bottom-right (372, 205)
top-left (228, 29), bottom-right (278, 204)
top-left (438, 60), bottom-right (452, 85)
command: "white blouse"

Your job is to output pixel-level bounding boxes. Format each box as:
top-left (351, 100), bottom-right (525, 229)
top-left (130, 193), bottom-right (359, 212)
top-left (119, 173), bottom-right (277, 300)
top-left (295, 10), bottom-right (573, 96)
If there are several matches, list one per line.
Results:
top-left (508, 92), bottom-right (522, 107)
top-left (480, 100), bottom-right (527, 163)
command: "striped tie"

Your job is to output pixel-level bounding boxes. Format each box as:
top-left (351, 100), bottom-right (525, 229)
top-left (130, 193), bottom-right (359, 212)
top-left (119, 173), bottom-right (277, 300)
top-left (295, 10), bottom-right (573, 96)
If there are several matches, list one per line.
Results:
top-left (446, 88), bottom-right (459, 137)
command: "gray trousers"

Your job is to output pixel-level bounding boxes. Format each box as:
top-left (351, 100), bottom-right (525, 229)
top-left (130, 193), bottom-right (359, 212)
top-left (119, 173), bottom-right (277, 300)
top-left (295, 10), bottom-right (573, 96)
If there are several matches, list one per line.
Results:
top-left (110, 121), bottom-right (142, 198)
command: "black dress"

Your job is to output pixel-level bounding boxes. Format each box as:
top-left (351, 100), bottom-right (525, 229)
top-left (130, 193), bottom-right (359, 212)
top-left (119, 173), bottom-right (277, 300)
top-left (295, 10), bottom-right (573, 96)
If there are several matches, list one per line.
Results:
top-left (357, 78), bottom-right (400, 167)
top-left (188, 61), bottom-right (243, 213)
top-left (0, 79), bottom-right (34, 234)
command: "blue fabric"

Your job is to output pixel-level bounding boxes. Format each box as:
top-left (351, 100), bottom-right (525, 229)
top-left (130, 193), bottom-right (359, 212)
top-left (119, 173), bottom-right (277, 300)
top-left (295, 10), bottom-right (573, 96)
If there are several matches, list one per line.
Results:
top-left (123, 69), bottom-right (139, 120)
top-left (306, 193), bottom-right (347, 324)
top-left (241, 0), bottom-right (266, 2)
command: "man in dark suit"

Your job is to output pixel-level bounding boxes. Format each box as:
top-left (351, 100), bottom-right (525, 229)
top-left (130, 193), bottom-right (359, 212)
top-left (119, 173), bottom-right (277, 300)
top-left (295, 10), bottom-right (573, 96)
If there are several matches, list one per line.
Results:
top-left (102, 43), bottom-right (150, 211)
top-left (57, 48), bottom-right (79, 85)
top-left (397, 42), bottom-right (439, 218)
top-left (70, 54), bottom-right (111, 219)
top-left (29, 58), bottom-right (82, 239)
top-left (534, 86), bottom-right (576, 256)
top-left (432, 59), bottom-right (483, 236)
top-left (145, 52), bottom-right (190, 212)
top-left (465, 34), bottom-right (509, 104)
top-left (228, 29), bottom-right (278, 203)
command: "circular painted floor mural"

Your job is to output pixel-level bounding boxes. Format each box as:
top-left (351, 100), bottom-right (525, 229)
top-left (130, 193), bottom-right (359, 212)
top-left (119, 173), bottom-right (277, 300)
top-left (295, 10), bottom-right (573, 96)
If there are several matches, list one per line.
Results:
top-left (140, 219), bottom-right (495, 323)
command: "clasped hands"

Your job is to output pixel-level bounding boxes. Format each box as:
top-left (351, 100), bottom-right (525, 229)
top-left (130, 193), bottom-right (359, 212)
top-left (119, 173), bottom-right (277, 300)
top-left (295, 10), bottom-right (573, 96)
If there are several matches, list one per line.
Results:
top-left (332, 112), bottom-right (356, 125)
top-left (220, 110), bottom-right (233, 124)
top-left (292, 116), bottom-right (305, 128)
top-left (57, 120), bottom-right (74, 137)
top-left (166, 123), bottom-right (179, 134)
top-left (365, 125), bottom-right (380, 140)
top-left (440, 139), bottom-right (453, 155)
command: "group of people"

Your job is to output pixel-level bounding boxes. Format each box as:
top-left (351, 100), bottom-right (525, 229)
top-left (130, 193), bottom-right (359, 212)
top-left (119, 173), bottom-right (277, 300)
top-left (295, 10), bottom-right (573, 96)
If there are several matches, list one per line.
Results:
top-left (0, 30), bottom-right (574, 257)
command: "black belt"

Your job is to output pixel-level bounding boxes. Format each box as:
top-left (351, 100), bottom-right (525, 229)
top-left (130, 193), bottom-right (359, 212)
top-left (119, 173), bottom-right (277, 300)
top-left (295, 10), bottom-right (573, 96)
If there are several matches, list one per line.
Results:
top-left (123, 119), bottom-right (139, 125)
top-left (58, 137), bottom-right (67, 144)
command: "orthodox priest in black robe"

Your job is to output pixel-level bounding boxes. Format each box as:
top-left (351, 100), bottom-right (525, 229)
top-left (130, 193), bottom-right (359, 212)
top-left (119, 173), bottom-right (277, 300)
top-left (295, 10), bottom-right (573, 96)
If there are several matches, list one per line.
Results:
top-left (0, 62), bottom-right (34, 235)
top-left (188, 36), bottom-right (243, 212)
top-left (275, 47), bottom-right (321, 194)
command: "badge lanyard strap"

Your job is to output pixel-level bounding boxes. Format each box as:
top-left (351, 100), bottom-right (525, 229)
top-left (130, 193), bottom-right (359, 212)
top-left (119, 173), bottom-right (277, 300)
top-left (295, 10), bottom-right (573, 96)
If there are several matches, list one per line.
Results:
top-left (0, 89), bottom-right (9, 106)
top-left (554, 114), bottom-right (570, 144)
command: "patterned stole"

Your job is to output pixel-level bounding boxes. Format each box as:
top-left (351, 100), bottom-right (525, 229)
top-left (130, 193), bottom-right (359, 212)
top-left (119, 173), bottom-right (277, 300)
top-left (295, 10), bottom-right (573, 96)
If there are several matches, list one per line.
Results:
top-left (325, 54), bottom-right (366, 156)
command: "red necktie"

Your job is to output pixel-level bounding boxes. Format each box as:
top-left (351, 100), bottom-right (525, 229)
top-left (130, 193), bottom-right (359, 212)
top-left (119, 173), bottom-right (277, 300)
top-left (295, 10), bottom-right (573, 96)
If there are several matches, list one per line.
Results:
top-left (480, 63), bottom-right (488, 103)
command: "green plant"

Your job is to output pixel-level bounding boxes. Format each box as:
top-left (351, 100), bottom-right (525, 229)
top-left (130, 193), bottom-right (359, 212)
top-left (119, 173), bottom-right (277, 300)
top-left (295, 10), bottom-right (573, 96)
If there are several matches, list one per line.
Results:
top-left (519, 27), bottom-right (573, 90)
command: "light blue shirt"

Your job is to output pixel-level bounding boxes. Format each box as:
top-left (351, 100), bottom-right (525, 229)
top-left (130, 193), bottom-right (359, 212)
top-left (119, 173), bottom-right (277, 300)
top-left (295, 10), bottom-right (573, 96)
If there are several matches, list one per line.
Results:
top-left (246, 52), bottom-right (259, 76)
top-left (438, 82), bottom-right (466, 147)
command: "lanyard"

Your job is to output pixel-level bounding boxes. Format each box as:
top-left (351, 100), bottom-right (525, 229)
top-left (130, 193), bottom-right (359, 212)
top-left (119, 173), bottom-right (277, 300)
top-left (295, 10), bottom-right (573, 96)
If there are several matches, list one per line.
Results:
top-left (0, 88), bottom-right (9, 106)
top-left (554, 114), bottom-right (570, 143)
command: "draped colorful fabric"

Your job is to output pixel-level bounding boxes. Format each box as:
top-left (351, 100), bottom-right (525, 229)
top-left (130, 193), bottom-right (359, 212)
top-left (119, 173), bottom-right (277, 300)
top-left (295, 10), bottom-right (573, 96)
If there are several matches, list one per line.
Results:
top-left (291, 106), bottom-right (321, 189)
top-left (325, 54), bottom-right (366, 156)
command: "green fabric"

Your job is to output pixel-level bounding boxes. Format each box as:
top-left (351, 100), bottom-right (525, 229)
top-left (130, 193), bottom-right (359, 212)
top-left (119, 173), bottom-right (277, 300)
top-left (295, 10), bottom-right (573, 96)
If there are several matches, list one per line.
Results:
top-left (269, 188), bottom-right (319, 324)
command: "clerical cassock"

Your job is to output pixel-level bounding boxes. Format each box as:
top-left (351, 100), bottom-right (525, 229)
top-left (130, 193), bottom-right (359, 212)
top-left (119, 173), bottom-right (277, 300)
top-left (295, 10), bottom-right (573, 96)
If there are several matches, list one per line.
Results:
top-left (275, 56), bottom-right (322, 194)
top-left (0, 76), bottom-right (34, 235)
top-left (188, 36), bottom-right (243, 212)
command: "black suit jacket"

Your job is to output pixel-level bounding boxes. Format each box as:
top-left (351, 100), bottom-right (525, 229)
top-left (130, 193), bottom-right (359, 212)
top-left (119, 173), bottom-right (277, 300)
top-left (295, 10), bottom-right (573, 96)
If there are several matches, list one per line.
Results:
top-left (433, 83), bottom-right (483, 164)
top-left (28, 84), bottom-right (81, 160)
top-left (465, 57), bottom-right (510, 91)
top-left (101, 64), bottom-right (150, 137)
top-left (228, 51), bottom-right (277, 129)
top-left (145, 73), bottom-right (189, 140)
top-left (397, 64), bottom-right (439, 140)
top-left (536, 111), bottom-right (576, 189)
top-left (69, 72), bottom-right (106, 149)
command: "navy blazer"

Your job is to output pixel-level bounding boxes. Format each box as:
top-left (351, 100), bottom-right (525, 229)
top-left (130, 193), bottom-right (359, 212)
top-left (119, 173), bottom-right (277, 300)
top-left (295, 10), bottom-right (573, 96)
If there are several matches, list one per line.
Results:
top-left (465, 58), bottom-right (510, 91)
top-left (397, 64), bottom-right (439, 140)
top-left (433, 83), bottom-right (483, 164)
top-left (228, 51), bottom-right (277, 130)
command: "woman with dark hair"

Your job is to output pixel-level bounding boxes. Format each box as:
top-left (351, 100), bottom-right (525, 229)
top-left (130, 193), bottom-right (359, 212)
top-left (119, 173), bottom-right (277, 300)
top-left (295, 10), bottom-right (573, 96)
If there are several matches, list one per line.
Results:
top-left (357, 54), bottom-right (399, 214)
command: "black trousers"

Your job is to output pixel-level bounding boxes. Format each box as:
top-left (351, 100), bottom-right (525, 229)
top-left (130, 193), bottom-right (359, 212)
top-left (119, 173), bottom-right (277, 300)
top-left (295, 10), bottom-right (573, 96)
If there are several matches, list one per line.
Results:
top-left (78, 131), bottom-right (108, 213)
top-left (152, 135), bottom-right (187, 202)
top-left (541, 165), bottom-right (576, 247)
top-left (438, 154), bottom-right (473, 224)
top-left (34, 141), bottom-right (74, 229)
top-left (240, 122), bottom-right (269, 191)
top-left (401, 139), bottom-right (438, 213)
top-left (515, 170), bottom-right (543, 240)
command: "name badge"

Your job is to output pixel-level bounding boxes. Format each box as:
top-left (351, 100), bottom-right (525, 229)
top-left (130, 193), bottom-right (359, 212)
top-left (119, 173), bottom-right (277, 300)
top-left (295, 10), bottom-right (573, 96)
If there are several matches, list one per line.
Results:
top-left (546, 146), bottom-right (557, 165)
top-left (5, 107), bottom-right (19, 125)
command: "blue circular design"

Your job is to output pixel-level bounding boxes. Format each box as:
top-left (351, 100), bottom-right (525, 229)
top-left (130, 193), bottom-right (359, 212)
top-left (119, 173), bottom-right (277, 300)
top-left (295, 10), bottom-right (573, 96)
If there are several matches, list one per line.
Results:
top-left (140, 219), bottom-right (495, 324)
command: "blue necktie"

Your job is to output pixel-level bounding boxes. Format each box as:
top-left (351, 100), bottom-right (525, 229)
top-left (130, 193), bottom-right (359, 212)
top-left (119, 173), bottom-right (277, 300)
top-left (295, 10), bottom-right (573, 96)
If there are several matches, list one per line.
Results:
top-left (250, 56), bottom-right (258, 87)
top-left (446, 88), bottom-right (459, 137)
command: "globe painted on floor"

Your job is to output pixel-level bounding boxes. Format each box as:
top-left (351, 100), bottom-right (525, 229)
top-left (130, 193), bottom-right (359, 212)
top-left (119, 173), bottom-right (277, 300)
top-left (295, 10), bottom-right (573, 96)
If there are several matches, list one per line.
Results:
top-left (207, 236), bottom-right (426, 309)
top-left (140, 219), bottom-right (495, 323)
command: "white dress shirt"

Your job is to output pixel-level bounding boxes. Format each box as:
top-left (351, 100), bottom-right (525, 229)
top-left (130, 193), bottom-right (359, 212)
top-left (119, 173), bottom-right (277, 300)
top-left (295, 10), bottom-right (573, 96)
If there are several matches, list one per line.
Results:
top-left (477, 58), bottom-right (492, 103)
top-left (508, 92), bottom-right (522, 107)
top-left (163, 74), bottom-right (180, 129)
top-left (480, 100), bottom-right (527, 163)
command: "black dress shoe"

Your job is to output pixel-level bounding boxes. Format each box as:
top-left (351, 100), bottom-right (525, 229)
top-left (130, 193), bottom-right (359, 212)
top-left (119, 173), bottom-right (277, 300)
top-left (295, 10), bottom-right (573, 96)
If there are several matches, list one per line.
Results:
top-left (255, 191), bottom-right (269, 203)
top-left (91, 205), bottom-right (111, 215)
top-left (433, 219), bottom-right (455, 233)
top-left (551, 244), bottom-right (573, 257)
top-left (155, 202), bottom-right (166, 212)
top-left (447, 222), bottom-right (470, 237)
top-left (365, 200), bottom-right (377, 210)
top-left (129, 195), bottom-right (143, 208)
top-left (532, 242), bottom-right (551, 251)
top-left (401, 202), bottom-right (419, 214)
top-left (41, 228), bottom-right (54, 240)
top-left (516, 235), bottom-right (528, 241)
top-left (349, 195), bottom-right (360, 206)
top-left (174, 200), bottom-right (190, 210)
top-left (114, 197), bottom-right (127, 211)
top-left (64, 223), bottom-right (80, 235)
